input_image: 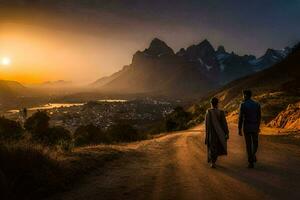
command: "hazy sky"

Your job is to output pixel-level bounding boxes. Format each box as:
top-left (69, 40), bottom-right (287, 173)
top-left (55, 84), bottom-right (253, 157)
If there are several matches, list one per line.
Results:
top-left (0, 0), bottom-right (299, 84)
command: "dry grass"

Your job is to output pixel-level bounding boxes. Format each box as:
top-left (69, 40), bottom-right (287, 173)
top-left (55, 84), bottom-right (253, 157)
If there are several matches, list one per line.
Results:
top-left (220, 91), bottom-right (299, 124)
top-left (0, 142), bottom-right (123, 200)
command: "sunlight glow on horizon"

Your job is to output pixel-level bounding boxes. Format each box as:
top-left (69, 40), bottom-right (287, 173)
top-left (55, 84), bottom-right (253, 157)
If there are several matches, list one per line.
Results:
top-left (0, 56), bottom-right (11, 66)
top-left (0, 23), bottom-right (132, 84)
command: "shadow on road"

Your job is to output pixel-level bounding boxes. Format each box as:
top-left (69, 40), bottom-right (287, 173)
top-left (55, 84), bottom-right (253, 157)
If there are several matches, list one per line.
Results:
top-left (216, 163), bottom-right (300, 199)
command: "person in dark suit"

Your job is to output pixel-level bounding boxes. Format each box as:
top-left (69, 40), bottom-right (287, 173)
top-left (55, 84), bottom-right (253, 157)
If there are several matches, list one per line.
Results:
top-left (238, 90), bottom-right (261, 168)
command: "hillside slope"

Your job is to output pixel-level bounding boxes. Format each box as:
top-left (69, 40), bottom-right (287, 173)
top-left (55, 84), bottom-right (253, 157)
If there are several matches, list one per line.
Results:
top-left (268, 101), bottom-right (300, 130)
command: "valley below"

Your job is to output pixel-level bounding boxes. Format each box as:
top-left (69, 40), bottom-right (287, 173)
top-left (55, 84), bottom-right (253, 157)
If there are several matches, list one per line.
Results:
top-left (1, 98), bottom-right (177, 133)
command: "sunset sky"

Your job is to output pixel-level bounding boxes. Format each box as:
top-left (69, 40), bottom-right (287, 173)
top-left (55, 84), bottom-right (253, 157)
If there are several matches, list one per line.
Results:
top-left (0, 0), bottom-right (299, 84)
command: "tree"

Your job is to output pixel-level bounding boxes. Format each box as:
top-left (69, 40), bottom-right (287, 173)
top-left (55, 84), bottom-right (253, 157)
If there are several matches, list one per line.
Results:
top-left (24, 111), bottom-right (71, 145)
top-left (24, 111), bottom-right (50, 136)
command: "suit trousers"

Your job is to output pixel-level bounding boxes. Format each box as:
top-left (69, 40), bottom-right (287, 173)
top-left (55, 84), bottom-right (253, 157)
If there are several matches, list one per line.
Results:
top-left (244, 132), bottom-right (258, 163)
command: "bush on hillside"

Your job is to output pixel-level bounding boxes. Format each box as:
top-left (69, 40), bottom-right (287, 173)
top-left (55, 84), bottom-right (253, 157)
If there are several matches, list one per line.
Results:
top-left (74, 124), bottom-right (108, 146)
top-left (107, 123), bottom-right (145, 142)
top-left (187, 102), bottom-right (210, 127)
top-left (0, 117), bottom-right (24, 140)
top-left (46, 126), bottom-right (72, 146)
top-left (24, 111), bottom-right (71, 146)
top-left (147, 121), bottom-right (168, 135)
top-left (165, 106), bottom-right (191, 132)
top-left (24, 111), bottom-right (50, 136)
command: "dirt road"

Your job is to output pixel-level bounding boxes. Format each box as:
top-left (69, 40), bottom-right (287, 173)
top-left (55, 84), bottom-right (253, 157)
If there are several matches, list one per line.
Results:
top-left (51, 124), bottom-right (300, 200)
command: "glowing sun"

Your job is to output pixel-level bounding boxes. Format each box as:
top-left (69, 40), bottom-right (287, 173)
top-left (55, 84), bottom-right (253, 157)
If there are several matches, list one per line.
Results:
top-left (1, 57), bottom-right (11, 66)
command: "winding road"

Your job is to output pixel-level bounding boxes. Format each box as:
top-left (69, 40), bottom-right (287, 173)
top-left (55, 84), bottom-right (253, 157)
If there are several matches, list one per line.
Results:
top-left (51, 124), bottom-right (300, 200)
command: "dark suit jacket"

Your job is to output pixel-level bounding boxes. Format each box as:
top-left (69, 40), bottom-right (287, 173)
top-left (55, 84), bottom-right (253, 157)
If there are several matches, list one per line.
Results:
top-left (238, 99), bottom-right (261, 133)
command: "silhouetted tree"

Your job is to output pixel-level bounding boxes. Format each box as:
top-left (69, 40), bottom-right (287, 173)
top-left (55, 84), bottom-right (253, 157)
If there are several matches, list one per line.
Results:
top-left (24, 111), bottom-right (50, 136)
top-left (24, 111), bottom-right (71, 145)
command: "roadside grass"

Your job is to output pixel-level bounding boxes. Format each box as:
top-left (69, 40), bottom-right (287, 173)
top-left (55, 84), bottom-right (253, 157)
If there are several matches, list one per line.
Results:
top-left (0, 142), bottom-right (123, 200)
top-left (0, 107), bottom-right (191, 200)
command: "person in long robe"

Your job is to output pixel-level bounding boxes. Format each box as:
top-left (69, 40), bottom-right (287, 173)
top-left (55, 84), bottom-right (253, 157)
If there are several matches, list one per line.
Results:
top-left (205, 97), bottom-right (229, 168)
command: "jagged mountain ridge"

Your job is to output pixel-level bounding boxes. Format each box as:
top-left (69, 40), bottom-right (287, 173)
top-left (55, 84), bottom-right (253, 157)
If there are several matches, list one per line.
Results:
top-left (96, 38), bottom-right (217, 98)
top-left (249, 47), bottom-right (292, 71)
top-left (93, 38), bottom-right (290, 97)
top-left (202, 43), bottom-right (300, 126)
top-left (214, 45), bottom-right (290, 83)
top-left (214, 44), bottom-right (299, 106)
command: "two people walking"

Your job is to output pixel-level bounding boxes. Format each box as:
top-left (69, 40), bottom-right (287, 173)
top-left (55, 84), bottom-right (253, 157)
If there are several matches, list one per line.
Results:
top-left (205, 90), bottom-right (261, 168)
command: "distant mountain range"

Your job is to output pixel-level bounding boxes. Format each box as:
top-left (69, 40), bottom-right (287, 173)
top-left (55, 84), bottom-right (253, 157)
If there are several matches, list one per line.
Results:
top-left (93, 38), bottom-right (291, 98)
top-left (39, 80), bottom-right (73, 88)
top-left (94, 38), bottom-right (217, 98)
top-left (204, 43), bottom-right (299, 126)
top-left (0, 80), bottom-right (72, 97)
top-left (216, 46), bottom-right (291, 83)
top-left (0, 80), bottom-right (26, 98)
top-left (0, 80), bottom-right (27, 108)
top-left (0, 38), bottom-right (292, 100)
top-left (212, 44), bottom-right (299, 107)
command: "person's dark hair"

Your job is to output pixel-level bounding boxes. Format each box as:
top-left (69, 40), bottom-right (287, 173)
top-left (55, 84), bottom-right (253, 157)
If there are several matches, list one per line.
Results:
top-left (210, 97), bottom-right (219, 108)
top-left (243, 90), bottom-right (252, 99)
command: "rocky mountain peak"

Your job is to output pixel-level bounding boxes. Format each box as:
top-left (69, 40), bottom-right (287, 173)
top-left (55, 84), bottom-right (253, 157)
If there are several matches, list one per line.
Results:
top-left (183, 39), bottom-right (216, 60)
top-left (216, 46), bottom-right (226, 54)
top-left (260, 48), bottom-right (286, 63)
top-left (145, 38), bottom-right (174, 56)
top-left (265, 48), bottom-right (277, 56)
top-left (197, 39), bottom-right (215, 52)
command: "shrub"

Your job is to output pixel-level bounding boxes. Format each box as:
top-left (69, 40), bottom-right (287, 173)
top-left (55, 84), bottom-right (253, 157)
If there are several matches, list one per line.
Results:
top-left (165, 106), bottom-right (191, 132)
top-left (107, 123), bottom-right (145, 142)
top-left (24, 111), bottom-right (50, 137)
top-left (24, 112), bottom-right (71, 146)
top-left (187, 103), bottom-right (209, 127)
top-left (74, 124), bottom-right (107, 146)
top-left (0, 117), bottom-right (24, 140)
top-left (46, 126), bottom-right (72, 146)
top-left (147, 121), bottom-right (168, 135)
top-left (165, 119), bottom-right (177, 132)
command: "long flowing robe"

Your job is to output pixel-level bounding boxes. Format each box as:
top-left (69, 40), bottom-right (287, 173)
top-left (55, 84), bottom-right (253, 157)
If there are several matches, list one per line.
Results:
top-left (205, 108), bottom-right (229, 163)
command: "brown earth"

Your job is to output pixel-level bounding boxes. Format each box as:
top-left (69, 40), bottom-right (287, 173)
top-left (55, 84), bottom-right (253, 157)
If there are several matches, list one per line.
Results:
top-left (49, 124), bottom-right (300, 200)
